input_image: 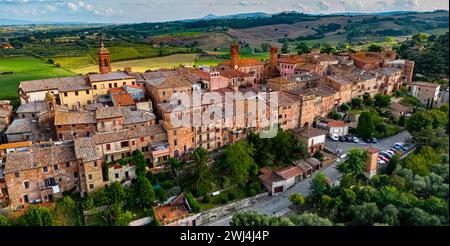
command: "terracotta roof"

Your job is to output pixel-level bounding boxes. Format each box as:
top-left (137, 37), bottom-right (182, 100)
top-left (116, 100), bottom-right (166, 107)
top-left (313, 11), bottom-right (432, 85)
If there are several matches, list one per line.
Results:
top-left (353, 52), bottom-right (381, 63)
top-left (92, 125), bottom-right (166, 144)
top-left (143, 70), bottom-right (191, 89)
top-left (367, 147), bottom-right (380, 154)
top-left (220, 58), bottom-right (262, 67)
top-left (278, 91), bottom-right (299, 107)
top-left (0, 141), bottom-right (32, 150)
top-left (279, 55), bottom-right (304, 64)
top-left (112, 93), bottom-right (135, 107)
top-left (95, 107), bottom-right (123, 119)
top-left (328, 120), bottom-right (346, 127)
top-left (305, 157), bottom-right (321, 167)
top-left (258, 171), bottom-right (284, 186)
top-left (5, 118), bottom-right (35, 134)
top-left (276, 166), bottom-right (303, 180)
top-left (54, 111), bottom-right (95, 126)
top-left (109, 87), bottom-right (125, 93)
top-left (74, 137), bottom-right (101, 162)
top-left (88, 71), bottom-right (135, 83)
top-left (218, 69), bottom-right (253, 78)
top-left (123, 84), bottom-right (143, 90)
top-left (4, 144), bottom-right (76, 173)
top-left (19, 76), bottom-right (88, 93)
top-left (294, 160), bottom-right (313, 172)
top-left (411, 81), bottom-right (441, 88)
top-left (291, 126), bottom-right (325, 138)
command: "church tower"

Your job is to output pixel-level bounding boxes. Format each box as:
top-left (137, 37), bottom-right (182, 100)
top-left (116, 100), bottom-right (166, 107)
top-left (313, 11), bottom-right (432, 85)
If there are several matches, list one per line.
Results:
top-left (270, 46), bottom-right (278, 67)
top-left (98, 36), bottom-right (112, 74)
top-left (230, 42), bottom-right (239, 70)
top-left (45, 91), bottom-right (57, 117)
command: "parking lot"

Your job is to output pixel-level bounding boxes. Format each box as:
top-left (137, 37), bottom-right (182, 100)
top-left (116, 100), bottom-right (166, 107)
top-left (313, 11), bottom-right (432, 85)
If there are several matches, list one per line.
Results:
top-left (325, 131), bottom-right (412, 155)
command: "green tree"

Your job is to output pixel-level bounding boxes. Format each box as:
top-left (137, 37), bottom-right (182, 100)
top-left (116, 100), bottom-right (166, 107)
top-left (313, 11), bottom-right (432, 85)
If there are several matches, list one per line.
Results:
top-left (351, 202), bottom-right (380, 226)
top-left (310, 173), bottom-right (330, 200)
top-left (133, 150), bottom-right (147, 177)
top-left (260, 42), bottom-right (270, 52)
top-left (185, 192), bottom-right (201, 213)
top-left (272, 130), bottom-right (297, 164)
top-left (191, 147), bottom-right (214, 196)
top-left (289, 192), bottom-right (305, 207)
top-left (231, 211), bottom-right (283, 226)
top-left (363, 93), bottom-right (374, 106)
top-left (351, 98), bottom-right (363, 108)
top-left (136, 176), bottom-right (155, 208)
top-left (296, 42), bottom-right (310, 54)
top-left (357, 112), bottom-right (375, 138)
top-left (224, 141), bottom-right (256, 185)
top-left (374, 94), bottom-right (392, 107)
top-left (337, 148), bottom-right (368, 179)
top-left (169, 158), bottom-right (181, 170)
top-left (398, 115), bottom-right (406, 127)
top-left (407, 207), bottom-right (441, 226)
top-left (313, 151), bottom-right (324, 161)
top-left (106, 182), bottom-right (126, 205)
top-left (281, 39), bottom-right (289, 54)
top-left (367, 43), bottom-right (382, 52)
top-left (385, 154), bottom-right (399, 175)
top-left (114, 210), bottom-right (133, 226)
top-left (0, 215), bottom-right (9, 226)
top-left (340, 103), bottom-right (351, 112)
top-left (289, 213), bottom-right (333, 226)
top-left (380, 204), bottom-right (399, 226)
top-left (19, 206), bottom-right (54, 226)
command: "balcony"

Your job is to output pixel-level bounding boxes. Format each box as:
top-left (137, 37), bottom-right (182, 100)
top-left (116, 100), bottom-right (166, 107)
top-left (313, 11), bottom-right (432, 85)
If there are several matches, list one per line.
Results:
top-left (151, 142), bottom-right (170, 158)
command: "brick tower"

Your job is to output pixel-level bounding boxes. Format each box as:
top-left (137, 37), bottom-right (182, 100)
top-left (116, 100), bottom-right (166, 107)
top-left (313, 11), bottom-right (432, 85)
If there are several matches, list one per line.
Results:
top-left (45, 91), bottom-right (57, 117)
top-left (365, 147), bottom-right (380, 179)
top-left (230, 42), bottom-right (239, 70)
top-left (270, 46), bottom-right (278, 67)
top-left (98, 36), bottom-right (111, 74)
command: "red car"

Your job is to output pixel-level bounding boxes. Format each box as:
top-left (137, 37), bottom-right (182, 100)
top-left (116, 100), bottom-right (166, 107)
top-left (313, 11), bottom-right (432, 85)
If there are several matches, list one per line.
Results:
top-left (378, 155), bottom-right (389, 162)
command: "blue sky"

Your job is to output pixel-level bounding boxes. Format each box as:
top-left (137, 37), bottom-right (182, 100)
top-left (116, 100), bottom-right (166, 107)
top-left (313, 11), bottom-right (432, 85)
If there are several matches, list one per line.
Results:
top-left (0, 0), bottom-right (448, 23)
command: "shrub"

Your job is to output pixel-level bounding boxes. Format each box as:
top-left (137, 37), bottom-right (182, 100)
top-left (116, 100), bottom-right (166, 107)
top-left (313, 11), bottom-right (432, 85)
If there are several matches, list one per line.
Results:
top-left (185, 193), bottom-right (200, 213)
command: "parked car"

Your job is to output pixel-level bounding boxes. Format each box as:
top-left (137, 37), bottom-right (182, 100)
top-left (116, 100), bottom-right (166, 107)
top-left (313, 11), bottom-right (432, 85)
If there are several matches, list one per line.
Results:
top-left (371, 137), bottom-right (377, 143)
top-left (339, 136), bottom-right (346, 142)
top-left (377, 159), bottom-right (386, 165)
top-left (364, 138), bottom-right (372, 143)
top-left (378, 155), bottom-right (389, 162)
top-left (385, 150), bottom-right (396, 156)
top-left (345, 136), bottom-right (353, 142)
top-left (330, 134), bottom-right (339, 141)
top-left (352, 137), bottom-right (359, 143)
top-left (389, 148), bottom-right (400, 154)
top-left (394, 143), bottom-right (408, 151)
top-left (380, 151), bottom-right (393, 159)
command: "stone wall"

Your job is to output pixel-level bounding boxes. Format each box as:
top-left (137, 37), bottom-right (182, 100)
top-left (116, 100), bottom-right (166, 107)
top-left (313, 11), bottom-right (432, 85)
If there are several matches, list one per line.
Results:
top-left (167, 192), bottom-right (270, 226)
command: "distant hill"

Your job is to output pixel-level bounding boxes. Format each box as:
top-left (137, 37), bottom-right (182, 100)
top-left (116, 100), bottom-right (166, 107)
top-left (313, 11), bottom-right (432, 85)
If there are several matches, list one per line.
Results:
top-left (0, 18), bottom-right (93, 26)
top-left (0, 18), bottom-right (34, 26)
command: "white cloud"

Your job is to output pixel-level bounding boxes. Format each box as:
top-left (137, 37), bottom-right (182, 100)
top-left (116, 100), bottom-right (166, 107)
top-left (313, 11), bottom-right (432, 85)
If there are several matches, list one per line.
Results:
top-left (67, 2), bottom-right (77, 11)
top-left (238, 0), bottom-right (266, 6)
top-left (317, 1), bottom-right (330, 11)
top-left (291, 2), bottom-right (314, 13)
top-left (45, 4), bottom-right (56, 11)
top-left (394, 0), bottom-right (420, 9)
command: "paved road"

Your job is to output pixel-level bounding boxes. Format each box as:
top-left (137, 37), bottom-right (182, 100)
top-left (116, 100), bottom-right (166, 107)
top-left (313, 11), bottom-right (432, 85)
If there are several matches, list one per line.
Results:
top-left (204, 161), bottom-right (342, 226)
top-left (204, 131), bottom-right (411, 226)
top-left (325, 131), bottom-right (412, 155)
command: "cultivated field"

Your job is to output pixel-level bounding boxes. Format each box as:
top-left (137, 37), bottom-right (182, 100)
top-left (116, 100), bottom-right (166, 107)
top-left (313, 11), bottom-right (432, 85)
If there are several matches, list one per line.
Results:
top-left (0, 56), bottom-right (74, 99)
top-left (150, 32), bottom-right (233, 50)
top-left (72, 53), bottom-right (200, 74)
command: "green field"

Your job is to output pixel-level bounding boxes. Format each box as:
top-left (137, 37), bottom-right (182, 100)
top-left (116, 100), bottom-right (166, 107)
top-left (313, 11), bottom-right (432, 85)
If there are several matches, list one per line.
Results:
top-left (72, 53), bottom-right (200, 74)
top-left (0, 56), bottom-right (75, 99)
top-left (52, 56), bottom-right (96, 69)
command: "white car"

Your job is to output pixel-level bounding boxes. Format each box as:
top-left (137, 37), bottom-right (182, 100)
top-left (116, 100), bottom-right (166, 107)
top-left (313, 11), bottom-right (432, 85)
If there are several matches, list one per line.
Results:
top-left (385, 150), bottom-right (396, 156)
top-left (352, 137), bottom-right (359, 143)
top-left (330, 134), bottom-right (339, 141)
top-left (377, 159), bottom-right (386, 165)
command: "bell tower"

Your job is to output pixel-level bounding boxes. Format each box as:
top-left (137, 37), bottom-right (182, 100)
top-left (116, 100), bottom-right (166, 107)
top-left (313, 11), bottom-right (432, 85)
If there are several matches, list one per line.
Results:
top-left (98, 35), bottom-right (112, 74)
top-left (45, 91), bottom-right (57, 117)
top-left (230, 42), bottom-right (239, 70)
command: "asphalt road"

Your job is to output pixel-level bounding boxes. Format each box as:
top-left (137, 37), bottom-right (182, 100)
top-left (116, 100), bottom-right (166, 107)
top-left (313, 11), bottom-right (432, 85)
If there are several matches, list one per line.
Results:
top-left (204, 131), bottom-right (412, 226)
top-left (204, 161), bottom-right (343, 226)
top-left (325, 131), bottom-right (412, 155)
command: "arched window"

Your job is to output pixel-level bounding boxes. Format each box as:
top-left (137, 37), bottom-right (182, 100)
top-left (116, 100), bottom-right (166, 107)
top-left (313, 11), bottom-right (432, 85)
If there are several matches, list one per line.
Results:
top-left (103, 58), bottom-right (108, 67)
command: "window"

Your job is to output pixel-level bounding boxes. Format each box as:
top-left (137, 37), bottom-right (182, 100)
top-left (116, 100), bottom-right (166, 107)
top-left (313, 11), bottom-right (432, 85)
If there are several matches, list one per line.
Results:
top-left (106, 144), bottom-right (111, 150)
top-left (150, 135), bottom-right (154, 140)
top-left (173, 130), bottom-right (177, 136)
top-left (142, 146), bottom-right (149, 152)
top-left (15, 172), bottom-right (20, 178)
top-left (23, 195), bottom-right (29, 203)
top-left (140, 137), bottom-right (145, 142)
top-left (162, 91), bottom-right (166, 96)
top-left (43, 166), bottom-right (48, 173)
top-left (115, 173), bottom-right (119, 179)
top-left (121, 141), bottom-right (129, 148)
top-left (66, 162), bottom-right (70, 168)
top-left (114, 83), bottom-right (117, 87)
top-left (86, 90), bottom-right (90, 94)
top-left (24, 181), bottom-right (30, 189)
top-left (132, 140), bottom-right (135, 146)
top-left (89, 184), bottom-right (94, 190)
top-left (88, 174), bottom-right (93, 180)
top-left (123, 82), bottom-right (126, 85)
top-left (109, 83), bottom-right (112, 88)
top-left (74, 172), bottom-right (78, 178)
top-left (44, 177), bottom-right (56, 187)
top-left (93, 85), bottom-right (97, 90)
top-left (75, 91), bottom-right (79, 96)
top-left (53, 164), bottom-right (59, 171)
top-left (94, 161), bottom-right (98, 167)
top-left (174, 140), bottom-right (178, 146)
